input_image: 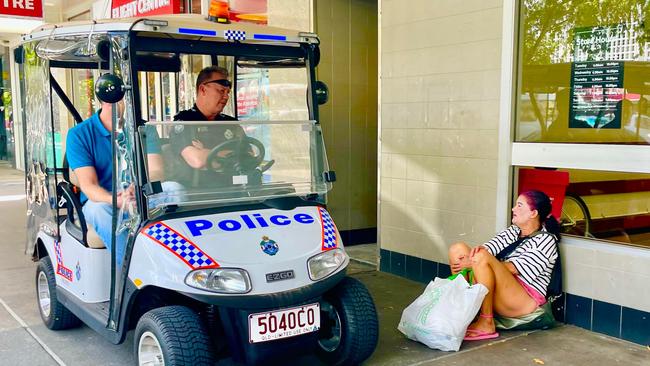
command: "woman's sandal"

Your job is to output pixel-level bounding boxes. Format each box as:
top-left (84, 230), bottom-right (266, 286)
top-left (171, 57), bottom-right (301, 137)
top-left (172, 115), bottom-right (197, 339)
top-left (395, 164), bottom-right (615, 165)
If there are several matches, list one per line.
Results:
top-left (464, 313), bottom-right (500, 341)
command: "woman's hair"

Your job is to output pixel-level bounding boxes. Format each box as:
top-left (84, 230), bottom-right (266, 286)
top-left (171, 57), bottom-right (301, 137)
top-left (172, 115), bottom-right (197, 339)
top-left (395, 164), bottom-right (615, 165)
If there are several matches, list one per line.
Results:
top-left (520, 190), bottom-right (561, 238)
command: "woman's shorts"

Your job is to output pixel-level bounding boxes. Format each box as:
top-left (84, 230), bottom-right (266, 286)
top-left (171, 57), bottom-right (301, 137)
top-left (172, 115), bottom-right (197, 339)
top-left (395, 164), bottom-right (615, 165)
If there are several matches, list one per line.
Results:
top-left (516, 277), bottom-right (546, 306)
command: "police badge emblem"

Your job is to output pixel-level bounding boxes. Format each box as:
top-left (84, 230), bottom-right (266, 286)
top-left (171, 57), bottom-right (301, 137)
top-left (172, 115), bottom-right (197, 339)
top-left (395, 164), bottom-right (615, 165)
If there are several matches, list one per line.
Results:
top-left (174, 124), bottom-right (184, 133)
top-left (224, 129), bottom-right (234, 139)
top-left (260, 236), bottom-right (279, 256)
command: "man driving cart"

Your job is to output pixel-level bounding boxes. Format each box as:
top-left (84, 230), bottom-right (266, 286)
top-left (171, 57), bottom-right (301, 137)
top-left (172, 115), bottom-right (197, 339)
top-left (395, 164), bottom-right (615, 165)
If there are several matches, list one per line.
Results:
top-left (170, 65), bottom-right (263, 188)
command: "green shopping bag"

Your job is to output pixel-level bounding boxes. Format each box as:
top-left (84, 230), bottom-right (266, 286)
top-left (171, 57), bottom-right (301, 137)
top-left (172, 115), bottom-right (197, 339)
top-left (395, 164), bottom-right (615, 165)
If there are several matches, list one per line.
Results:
top-left (447, 268), bottom-right (475, 284)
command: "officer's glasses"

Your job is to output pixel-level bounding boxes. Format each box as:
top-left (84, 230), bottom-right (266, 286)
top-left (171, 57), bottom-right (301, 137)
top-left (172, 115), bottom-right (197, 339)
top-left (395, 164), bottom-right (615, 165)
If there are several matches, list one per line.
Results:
top-left (202, 79), bottom-right (232, 88)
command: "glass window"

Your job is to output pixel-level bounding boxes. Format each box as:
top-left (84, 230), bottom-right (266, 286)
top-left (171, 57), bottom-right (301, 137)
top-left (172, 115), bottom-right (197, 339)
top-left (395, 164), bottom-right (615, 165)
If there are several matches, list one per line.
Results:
top-left (71, 69), bottom-right (98, 120)
top-left (516, 166), bottom-right (650, 249)
top-left (516, 2), bottom-right (650, 144)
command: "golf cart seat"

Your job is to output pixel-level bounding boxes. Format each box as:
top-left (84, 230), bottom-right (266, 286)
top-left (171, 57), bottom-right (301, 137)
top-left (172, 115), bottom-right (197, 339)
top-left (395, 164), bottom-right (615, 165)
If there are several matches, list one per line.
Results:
top-left (57, 159), bottom-right (106, 249)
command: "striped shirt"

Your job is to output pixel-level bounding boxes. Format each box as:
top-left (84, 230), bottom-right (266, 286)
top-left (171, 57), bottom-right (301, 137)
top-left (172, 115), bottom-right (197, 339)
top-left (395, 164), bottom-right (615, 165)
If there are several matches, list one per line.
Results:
top-left (481, 225), bottom-right (558, 297)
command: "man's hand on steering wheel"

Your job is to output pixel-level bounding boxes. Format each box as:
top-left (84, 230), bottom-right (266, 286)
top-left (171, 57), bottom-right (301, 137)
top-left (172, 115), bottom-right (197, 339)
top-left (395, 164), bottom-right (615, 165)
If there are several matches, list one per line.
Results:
top-left (205, 137), bottom-right (266, 174)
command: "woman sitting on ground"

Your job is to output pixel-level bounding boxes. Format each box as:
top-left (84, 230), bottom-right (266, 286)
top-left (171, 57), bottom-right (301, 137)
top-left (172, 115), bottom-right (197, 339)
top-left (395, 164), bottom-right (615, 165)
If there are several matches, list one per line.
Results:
top-left (448, 190), bottom-right (560, 341)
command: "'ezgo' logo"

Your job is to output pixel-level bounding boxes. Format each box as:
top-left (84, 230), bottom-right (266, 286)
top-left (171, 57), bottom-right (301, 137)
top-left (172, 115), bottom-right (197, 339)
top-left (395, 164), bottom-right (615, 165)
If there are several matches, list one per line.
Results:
top-left (265, 270), bottom-right (295, 282)
top-left (184, 213), bottom-right (315, 236)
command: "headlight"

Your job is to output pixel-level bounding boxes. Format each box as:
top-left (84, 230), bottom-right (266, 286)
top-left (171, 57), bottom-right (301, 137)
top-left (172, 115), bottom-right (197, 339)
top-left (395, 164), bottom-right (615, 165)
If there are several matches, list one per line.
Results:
top-left (308, 249), bottom-right (347, 281)
top-left (185, 268), bottom-right (251, 294)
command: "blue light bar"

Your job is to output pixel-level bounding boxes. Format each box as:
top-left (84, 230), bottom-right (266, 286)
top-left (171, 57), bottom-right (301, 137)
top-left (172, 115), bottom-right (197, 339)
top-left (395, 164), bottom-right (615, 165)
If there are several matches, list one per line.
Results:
top-left (179, 28), bottom-right (217, 36)
top-left (253, 34), bottom-right (287, 41)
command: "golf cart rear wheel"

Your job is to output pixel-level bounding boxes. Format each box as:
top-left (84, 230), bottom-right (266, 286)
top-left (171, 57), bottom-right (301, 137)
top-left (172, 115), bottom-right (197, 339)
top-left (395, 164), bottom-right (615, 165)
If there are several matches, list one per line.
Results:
top-left (317, 277), bottom-right (379, 366)
top-left (35, 257), bottom-right (81, 330)
top-left (135, 306), bottom-right (215, 366)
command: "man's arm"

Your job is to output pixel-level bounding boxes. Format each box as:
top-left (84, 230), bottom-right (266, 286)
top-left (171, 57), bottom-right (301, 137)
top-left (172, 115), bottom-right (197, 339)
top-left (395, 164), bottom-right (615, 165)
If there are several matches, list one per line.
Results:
top-left (180, 144), bottom-right (210, 169)
top-left (147, 153), bottom-right (165, 181)
top-left (74, 166), bottom-right (133, 208)
top-left (74, 166), bottom-right (112, 203)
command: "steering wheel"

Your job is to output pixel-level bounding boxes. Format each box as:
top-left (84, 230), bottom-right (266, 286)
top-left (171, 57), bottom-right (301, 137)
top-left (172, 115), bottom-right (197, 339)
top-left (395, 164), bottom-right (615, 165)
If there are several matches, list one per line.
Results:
top-left (205, 136), bottom-right (265, 174)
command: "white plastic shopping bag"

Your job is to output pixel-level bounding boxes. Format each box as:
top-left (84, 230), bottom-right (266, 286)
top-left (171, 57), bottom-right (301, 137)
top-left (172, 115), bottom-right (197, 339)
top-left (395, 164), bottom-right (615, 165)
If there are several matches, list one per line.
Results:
top-left (398, 274), bottom-right (488, 351)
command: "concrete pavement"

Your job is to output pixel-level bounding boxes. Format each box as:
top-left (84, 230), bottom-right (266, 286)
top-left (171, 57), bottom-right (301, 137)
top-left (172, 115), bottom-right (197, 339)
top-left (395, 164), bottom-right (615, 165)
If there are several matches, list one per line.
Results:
top-left (0, 162), bottom-right (647, 365)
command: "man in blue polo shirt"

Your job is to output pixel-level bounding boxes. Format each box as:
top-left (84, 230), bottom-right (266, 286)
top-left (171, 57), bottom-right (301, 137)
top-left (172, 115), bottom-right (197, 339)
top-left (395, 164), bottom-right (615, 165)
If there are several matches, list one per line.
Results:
top-left (66, 100), bottom-right (181, 263)
top-left (67, 101), bottom-right (131, 262)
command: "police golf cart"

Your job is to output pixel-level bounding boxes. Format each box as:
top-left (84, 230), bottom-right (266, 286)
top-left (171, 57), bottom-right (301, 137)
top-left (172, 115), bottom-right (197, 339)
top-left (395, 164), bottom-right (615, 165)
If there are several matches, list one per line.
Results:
top-left (19, 15), bottom-right (378, 365)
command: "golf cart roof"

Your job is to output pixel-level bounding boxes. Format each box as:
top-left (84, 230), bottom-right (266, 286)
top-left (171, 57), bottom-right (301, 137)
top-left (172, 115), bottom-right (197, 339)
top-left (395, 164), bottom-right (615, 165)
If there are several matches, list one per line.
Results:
top-left (21, 14), bottom-right (319, 45)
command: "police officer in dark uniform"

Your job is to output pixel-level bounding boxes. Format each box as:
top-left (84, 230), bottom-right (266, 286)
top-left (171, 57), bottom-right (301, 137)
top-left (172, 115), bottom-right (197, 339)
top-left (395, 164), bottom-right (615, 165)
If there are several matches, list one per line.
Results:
top-left (169, 66), bottom-right (247, 187)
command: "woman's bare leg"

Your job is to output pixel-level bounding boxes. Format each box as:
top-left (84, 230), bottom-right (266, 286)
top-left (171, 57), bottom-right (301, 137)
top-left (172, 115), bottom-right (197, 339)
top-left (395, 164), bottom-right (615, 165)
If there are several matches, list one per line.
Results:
top-left (467, 249), bottom-right (538, 334)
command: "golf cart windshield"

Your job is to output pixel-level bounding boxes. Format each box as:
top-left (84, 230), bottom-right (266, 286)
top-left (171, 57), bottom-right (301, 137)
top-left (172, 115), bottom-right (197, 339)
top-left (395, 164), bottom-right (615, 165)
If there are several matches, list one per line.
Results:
top-left (136, 53), bottom-right (331, 212)
top-left (140, 119), bottom-right (330, 209)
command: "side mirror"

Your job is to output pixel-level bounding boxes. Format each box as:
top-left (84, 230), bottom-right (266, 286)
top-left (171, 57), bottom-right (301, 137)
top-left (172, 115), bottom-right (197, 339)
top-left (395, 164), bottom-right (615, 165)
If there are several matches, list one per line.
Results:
top-left (95, 73), bottom-right (125, 103)
top-left (314, 81), bottom-right (329, 105)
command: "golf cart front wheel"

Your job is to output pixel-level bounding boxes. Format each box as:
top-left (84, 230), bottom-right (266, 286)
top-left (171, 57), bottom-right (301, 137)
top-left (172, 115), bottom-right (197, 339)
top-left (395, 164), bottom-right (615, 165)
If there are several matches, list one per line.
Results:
top-left (134, 306), bottom-right (215, 366)
top-left (317, 277), bottom-right (379, 366)
top-left (35, 256), bottom-right (81, 330)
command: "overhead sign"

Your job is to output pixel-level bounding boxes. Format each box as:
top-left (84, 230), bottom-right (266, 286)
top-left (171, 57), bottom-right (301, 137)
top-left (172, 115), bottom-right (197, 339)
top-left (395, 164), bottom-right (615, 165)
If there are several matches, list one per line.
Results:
top-left (111, 0), bottom-right (181, 18)
top-left (0, 0), bottom-right (43, 19)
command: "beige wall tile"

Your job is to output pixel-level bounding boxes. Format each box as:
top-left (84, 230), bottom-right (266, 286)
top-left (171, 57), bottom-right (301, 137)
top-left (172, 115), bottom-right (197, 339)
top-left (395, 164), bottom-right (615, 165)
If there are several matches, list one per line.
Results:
top-left (592, 268), bottom-right (626, 306)
top-left (422, 156), bottom-right (443, 183)
top-left (473, 214), bottom-right (498, 245)
top-left (563, 262), bottom-right (595, 299)
top-left (390, 178), bottom-right (407, 204)
top-left (406, 155), bottom-right (425, 181)
top-left (421, 208), bottom-right (443, 236)
top-left (420, 233), bottom-right (449, 263)
top-left (450, 100), bottom-right (500, 130)
top-left (622, 272), bottom-right (650, 313)
top-left (476, 187), bottom-right (497, 217)
top-left (381, 0), bottom-right (501, 29)
top-left (562, 244), bottom-right (596, 266)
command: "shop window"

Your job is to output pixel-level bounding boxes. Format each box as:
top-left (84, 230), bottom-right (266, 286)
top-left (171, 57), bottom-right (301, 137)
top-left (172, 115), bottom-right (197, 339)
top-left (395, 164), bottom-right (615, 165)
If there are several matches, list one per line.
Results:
top-left (516, 166), bottom-right (650, 249)
top-left (71, 69), bottom-right (99, 120)
top-left (516, 2), bottom-right (650, 144)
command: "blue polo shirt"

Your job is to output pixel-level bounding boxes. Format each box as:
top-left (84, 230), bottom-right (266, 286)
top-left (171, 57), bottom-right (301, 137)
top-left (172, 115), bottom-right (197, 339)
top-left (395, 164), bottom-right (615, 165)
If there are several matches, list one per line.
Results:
top-left (67, 112), bottom-right (113, 202)
top-left (66, 111), bottom-right (161, 202)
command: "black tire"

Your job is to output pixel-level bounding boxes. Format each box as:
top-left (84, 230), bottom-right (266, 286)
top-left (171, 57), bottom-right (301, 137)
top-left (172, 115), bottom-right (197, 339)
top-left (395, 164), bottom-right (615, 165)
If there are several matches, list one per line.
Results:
top-left (134, 306), bottom-right (215, 366)
top-left (35, 256), bottom-right (82, 330)
top-left (317, 277), bottom-right (379, 366)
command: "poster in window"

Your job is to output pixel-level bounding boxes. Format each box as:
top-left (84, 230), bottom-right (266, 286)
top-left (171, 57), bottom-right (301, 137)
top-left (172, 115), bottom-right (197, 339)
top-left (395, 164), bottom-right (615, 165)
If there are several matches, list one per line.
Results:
top-left (569, 25), bottom-right (626, 129)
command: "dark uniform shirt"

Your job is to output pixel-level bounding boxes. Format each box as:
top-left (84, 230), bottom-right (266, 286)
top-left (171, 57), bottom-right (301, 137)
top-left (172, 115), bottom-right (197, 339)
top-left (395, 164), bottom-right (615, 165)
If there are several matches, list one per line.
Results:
top-left (169, 105), bottom-right (244, 187)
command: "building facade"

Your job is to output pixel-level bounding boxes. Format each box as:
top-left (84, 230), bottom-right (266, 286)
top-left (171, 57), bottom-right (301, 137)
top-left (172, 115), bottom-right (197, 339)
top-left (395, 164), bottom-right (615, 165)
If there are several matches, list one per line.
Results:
top-left (379, 0), bottom-right (650, 345)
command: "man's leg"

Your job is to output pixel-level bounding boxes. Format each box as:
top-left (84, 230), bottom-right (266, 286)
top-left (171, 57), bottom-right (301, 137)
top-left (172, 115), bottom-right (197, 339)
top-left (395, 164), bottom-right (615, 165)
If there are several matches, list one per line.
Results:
top-left (82, 201), bottom-right (127, 264)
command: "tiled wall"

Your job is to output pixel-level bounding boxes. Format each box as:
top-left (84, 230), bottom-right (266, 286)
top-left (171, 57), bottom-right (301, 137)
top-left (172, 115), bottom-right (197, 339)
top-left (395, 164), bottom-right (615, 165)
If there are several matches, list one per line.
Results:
top-left (380, 248), bottom-right (650, 345)
top-left (561, 237), bottom-right (650, 314)
top-left (379, 0), bottom-right (503, 263)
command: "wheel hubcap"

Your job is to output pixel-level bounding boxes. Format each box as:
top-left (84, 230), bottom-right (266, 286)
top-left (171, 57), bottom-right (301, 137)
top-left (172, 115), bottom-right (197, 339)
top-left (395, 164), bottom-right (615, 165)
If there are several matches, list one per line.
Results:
top-left (318, 302), bottom-right (342, 352)
top-left (37, 271), bottom-right (51, 318)
top-left (138, 331), bottom-right (165, 366)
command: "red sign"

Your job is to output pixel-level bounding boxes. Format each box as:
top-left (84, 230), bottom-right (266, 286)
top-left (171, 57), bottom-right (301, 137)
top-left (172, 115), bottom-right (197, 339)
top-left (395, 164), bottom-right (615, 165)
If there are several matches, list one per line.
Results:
top-left (111, 0), bottom-right (181, 19)
top-left (0, 0), bottom-right (43, 19)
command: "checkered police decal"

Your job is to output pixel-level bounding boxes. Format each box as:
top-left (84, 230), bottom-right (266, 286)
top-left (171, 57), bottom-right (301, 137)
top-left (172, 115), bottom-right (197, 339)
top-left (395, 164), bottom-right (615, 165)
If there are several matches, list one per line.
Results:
top-left (318, 207), bottom-right (338, 250)
top-left (224, 30), bottom-right (246, 41)
top-left (142, 222), bottom-right (218, 269)
top-left (54, 240), bottom-right (73, 282)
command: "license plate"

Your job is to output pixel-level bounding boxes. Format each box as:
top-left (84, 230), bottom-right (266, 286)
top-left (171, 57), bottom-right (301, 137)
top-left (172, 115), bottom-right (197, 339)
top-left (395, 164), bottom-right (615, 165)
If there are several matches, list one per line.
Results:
top-left (248, 303), bottom-right (320, 343)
